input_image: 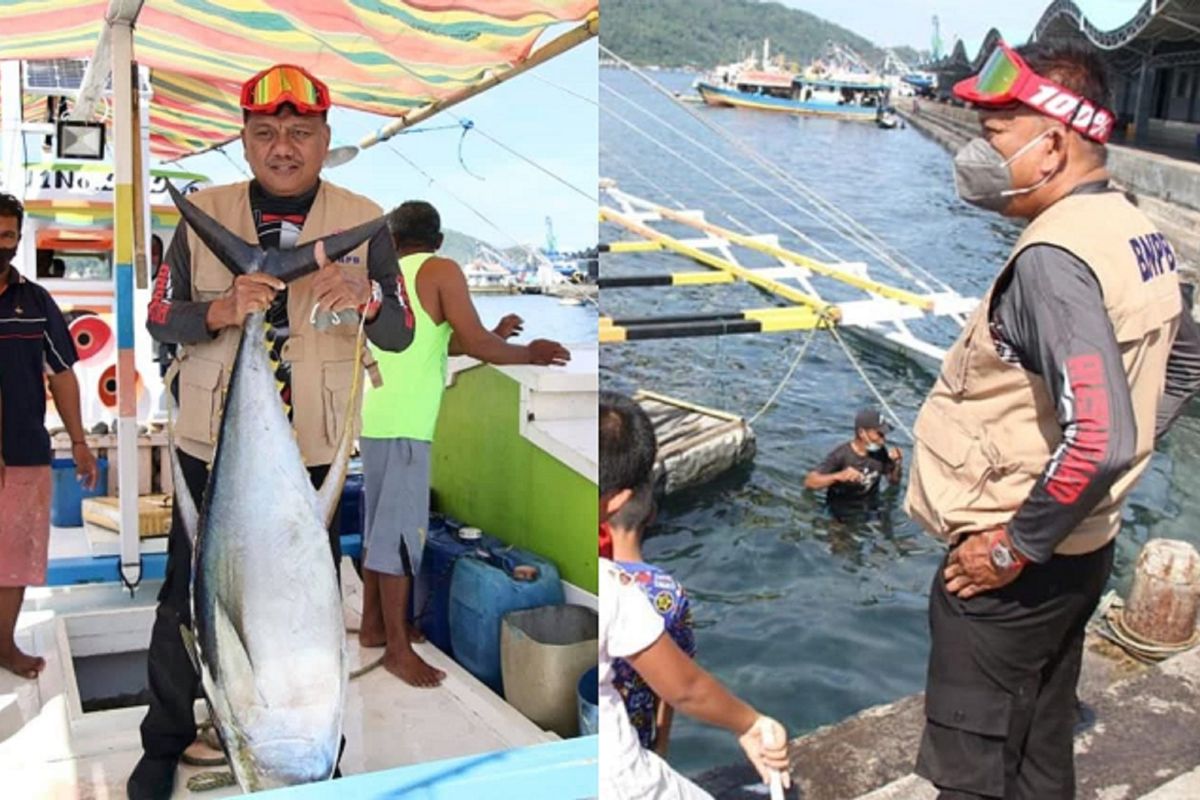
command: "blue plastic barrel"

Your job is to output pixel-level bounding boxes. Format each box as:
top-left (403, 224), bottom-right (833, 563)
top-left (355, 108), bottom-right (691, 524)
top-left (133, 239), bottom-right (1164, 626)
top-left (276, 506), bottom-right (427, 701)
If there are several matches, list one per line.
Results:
top-left (50, 457), bottom-right (109, 527)
top-left (449, 547), bottom-right (564, 694)
top-left (339, 473), bottom-right (365, 537)
top-left (577, 665), bottom-right (598, 736)
top-left (417, 517), bottom-right (503, 655)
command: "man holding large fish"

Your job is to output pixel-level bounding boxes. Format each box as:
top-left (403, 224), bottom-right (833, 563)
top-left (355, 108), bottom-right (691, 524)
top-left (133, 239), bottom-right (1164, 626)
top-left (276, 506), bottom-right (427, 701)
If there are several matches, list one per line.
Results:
top-left (130, 64), bottom-right (414, 799)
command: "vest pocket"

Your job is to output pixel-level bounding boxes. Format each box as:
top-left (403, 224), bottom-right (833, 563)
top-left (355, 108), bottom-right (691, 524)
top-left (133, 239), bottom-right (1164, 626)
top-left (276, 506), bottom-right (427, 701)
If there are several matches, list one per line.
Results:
top-left (177, 356), bottom-right (225, 445)
top-left (322, 361), bottom-right (355, 446)
top-left (910, 413), bottom-right (996, 538)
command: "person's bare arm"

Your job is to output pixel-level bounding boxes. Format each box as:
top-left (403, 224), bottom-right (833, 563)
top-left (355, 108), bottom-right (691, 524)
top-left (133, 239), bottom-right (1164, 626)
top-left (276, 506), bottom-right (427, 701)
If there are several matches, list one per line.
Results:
top-left (628, 632), bottom-right (790, 785)
top-left (449, 313), bottom-right (522, 356)
top-left (434, 259), bottom-right (569, 366)
top-left (46, 370), bottom-right (98, 489)
top-left (804, 467), bottom-right (862, 490)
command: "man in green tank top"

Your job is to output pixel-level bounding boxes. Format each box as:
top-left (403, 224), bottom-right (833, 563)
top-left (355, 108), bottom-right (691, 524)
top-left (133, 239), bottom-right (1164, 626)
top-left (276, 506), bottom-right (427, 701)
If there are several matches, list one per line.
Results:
top-left (358, 201), bottom-right (570, 686)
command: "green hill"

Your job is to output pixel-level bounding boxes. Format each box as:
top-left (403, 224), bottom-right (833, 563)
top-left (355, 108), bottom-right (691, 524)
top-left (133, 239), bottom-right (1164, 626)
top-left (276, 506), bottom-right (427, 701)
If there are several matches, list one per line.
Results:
top-left (601, 0), bottom-right (922, 70)
top-left (438, 229), bottom-right (529, 267)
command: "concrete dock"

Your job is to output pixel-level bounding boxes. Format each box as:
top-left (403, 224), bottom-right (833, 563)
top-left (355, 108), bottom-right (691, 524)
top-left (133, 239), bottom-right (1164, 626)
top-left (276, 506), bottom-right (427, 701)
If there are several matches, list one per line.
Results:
top-left (695, 630), bottom-right (1200, 799)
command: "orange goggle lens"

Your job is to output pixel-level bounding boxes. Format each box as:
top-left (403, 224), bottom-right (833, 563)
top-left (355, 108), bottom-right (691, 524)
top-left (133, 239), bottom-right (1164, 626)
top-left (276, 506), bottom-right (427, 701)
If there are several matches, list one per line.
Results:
top-left (241, 65), bottom-right (330, 114)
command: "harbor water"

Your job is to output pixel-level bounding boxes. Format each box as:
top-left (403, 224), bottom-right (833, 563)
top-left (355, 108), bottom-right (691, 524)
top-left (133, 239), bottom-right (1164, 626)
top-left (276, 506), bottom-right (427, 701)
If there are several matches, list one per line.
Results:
top-left (473, 293), bottom-right (597, 346)
top-left (599, 67), bottom-right (1200, 777)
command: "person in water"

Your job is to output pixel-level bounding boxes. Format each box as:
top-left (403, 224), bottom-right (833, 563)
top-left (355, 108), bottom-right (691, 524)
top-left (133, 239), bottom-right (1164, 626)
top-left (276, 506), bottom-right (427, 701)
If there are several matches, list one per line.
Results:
top-left (804, 408), bottom-right (903, 502)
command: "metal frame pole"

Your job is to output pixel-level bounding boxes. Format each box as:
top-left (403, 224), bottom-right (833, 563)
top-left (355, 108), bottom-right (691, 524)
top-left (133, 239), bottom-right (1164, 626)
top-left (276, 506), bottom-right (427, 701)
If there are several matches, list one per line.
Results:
top-left (111, 14), bottom-right (144, 592)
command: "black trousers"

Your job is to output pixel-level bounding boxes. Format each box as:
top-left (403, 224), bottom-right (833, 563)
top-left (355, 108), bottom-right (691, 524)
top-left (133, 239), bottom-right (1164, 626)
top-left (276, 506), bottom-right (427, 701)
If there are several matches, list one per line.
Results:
top-left (138, 448), bottom-right (341, 759)
top-left (915, 540), bottom-right (1114, 800)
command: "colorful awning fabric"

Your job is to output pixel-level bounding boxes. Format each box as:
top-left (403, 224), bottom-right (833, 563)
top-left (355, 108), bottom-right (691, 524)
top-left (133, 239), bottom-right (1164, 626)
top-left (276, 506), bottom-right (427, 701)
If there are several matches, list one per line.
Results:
top-left (0, 0), bottom-right (596, 160)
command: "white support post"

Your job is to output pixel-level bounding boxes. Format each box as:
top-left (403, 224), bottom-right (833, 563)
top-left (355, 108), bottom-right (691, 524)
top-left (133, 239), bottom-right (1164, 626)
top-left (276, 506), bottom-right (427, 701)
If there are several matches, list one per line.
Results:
top-left (111, 19), bottom-right (143, 593)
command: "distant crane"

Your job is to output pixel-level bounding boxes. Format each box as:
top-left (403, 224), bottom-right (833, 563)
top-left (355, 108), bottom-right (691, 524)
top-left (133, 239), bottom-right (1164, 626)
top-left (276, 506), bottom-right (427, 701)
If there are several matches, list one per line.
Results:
top-left (931, 15), bottom-right (943, 61)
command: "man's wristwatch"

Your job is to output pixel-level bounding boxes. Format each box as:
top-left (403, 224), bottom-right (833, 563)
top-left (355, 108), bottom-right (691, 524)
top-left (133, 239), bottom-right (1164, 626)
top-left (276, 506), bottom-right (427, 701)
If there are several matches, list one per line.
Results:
top-left (988, 529), bottom-right (1028, 572)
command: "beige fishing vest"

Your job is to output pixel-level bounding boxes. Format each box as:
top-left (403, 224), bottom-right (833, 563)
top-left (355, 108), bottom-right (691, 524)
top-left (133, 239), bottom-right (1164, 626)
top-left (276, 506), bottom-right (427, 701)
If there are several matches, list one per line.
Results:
top-left (174, 180), bottom-right (380, 466)
top-left (906, 191), bottom-right (1181, 555)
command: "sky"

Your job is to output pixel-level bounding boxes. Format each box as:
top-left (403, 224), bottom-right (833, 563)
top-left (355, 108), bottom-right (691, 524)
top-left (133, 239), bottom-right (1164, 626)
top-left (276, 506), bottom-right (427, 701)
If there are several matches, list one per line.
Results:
top-left (783, 0), bottom-right (1143, 60)
top-left (178, 27), bottom-right (598, 253)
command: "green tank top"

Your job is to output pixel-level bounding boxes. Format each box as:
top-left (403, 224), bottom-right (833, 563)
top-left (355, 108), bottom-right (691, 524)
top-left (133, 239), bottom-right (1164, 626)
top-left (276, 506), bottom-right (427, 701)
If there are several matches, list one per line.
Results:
top-left (361, 252), bottom-right (452, 441)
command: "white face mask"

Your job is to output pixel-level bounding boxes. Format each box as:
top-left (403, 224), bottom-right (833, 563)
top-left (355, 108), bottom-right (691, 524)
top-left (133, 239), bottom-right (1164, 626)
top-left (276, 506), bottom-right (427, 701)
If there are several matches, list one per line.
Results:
top-left (953, 128), bottom-right (1056, 212)
top-left (865, 442), bottom-right (885, 454)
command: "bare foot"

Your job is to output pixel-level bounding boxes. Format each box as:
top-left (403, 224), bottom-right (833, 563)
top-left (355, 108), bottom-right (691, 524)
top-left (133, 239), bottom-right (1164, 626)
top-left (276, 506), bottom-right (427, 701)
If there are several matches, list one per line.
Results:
top-left (357, 626), bottom-right (386, 649)
top-left (0, 647), bottom-right (45, 679)
top-left (382, 646), bottom-right (445, 688)
top-left (407, 621), bottom-right (426, 644)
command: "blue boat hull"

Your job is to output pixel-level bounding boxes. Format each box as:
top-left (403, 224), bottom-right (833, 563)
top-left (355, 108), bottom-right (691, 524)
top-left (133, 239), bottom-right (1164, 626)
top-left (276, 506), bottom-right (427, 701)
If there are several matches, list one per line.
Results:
top-left (696, 81), bottom-right (879, 121)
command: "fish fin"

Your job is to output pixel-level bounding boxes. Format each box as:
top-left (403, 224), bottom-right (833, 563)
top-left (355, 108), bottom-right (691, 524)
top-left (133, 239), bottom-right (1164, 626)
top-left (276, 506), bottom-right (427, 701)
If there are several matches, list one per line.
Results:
top-left (264, 216), bottom-right (386, 284)
top-left (210, 600), bottom-right (267, 718)
top-left (179, 624), bottom-right (202, 674)
top-left (162, 360), bottom-right (199, 547)
top-left (315, 317), bottom-right (366, 526)
top-left (166, 182), bottom-right (257, 276)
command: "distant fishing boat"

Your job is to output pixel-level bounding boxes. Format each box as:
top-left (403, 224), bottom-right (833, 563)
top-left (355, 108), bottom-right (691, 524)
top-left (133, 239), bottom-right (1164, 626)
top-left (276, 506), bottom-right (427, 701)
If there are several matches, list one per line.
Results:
top-left (695, 39), bottom-right (892, 123)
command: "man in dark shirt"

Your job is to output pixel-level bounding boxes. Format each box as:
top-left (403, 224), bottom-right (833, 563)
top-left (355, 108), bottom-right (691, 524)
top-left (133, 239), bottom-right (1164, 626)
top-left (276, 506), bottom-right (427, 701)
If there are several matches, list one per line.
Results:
top-left (0, 192), bottom-right (98, 680)
top-left (804, 408), bottom-right (903, 501)
top-left (129, 65), bottom-right (414, 800)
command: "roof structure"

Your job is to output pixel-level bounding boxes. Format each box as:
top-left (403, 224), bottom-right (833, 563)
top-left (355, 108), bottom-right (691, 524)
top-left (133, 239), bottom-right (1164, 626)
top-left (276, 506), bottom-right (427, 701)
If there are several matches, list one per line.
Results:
top-left (0, 0), bottom-right (596, 161)
top-left (924, 1), bottom-right (1200, 81)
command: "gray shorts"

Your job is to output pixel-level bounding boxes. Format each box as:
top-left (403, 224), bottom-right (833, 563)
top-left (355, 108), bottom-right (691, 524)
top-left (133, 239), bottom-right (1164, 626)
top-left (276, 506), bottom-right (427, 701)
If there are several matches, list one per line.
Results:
top-left (360, 437), bottom-right (431, 577)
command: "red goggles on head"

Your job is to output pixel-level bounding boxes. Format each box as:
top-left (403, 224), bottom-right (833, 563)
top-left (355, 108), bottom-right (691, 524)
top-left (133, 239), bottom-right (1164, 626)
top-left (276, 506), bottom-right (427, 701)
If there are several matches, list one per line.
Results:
top-left (240, 64), bottom-right (331, 115)
top-left (953, 41), bottom-right (1115, 144)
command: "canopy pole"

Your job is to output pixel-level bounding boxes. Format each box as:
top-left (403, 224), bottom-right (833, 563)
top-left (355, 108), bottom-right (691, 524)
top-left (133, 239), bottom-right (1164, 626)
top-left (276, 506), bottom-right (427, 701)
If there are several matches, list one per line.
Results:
top-left (110, 6), bottom-right (146, 594)
top-left (357, 13), bottom-right (598, 150)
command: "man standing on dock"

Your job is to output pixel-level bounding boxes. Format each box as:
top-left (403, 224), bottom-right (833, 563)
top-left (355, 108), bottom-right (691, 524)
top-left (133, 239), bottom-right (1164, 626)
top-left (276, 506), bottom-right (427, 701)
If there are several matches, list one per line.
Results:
top-left (906, 40), bottom-right (1200, 800)
top-left (0, 193), bottom-right (99, 681)
top-left (356, 200), bottom-right (569, 688)
top-left (130, 64), bottom-right (415, 799)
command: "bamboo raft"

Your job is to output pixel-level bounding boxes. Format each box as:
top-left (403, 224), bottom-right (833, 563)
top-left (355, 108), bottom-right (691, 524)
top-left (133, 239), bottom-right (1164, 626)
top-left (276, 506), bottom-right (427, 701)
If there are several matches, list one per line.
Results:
top-left (636, 390), bottom-right (756, 495)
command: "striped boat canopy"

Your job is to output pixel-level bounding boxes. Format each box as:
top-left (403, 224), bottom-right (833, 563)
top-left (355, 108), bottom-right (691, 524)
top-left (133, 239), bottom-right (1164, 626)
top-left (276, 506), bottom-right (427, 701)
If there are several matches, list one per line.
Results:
top-left (0, 0), bottom-right (596, 161)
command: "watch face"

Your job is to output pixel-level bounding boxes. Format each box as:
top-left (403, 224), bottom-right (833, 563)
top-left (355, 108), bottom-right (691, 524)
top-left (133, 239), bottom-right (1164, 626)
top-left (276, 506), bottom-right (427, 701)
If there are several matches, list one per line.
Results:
top-left (991, 543), bottom-right (1013, 570)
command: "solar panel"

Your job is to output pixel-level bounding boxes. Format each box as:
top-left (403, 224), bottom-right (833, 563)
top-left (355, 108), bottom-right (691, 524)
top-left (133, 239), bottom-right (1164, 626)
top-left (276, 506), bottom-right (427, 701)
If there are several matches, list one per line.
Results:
top-left (24, 59), bottom-right (90, 93)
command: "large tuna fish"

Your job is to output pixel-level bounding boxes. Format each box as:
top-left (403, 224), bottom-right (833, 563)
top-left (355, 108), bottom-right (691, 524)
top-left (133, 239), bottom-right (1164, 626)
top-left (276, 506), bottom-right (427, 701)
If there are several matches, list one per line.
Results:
top-left (164, 183), bottom-right (380, 790)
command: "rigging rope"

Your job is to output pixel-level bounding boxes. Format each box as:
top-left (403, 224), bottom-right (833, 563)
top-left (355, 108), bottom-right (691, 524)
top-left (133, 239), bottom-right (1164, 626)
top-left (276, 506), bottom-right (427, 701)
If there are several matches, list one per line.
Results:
top-left (384, 140), bottom-right (543, 265)
top-left (747, 322), bottom-right (824, 425)
top-left (447, 113), bottom-right (596, 205)
top-left (600, 46), bottom-right (955, 295)
top-left (826, 324), bottom-right (915, 443)
top-left (600, 99), bottom-right (851, 265)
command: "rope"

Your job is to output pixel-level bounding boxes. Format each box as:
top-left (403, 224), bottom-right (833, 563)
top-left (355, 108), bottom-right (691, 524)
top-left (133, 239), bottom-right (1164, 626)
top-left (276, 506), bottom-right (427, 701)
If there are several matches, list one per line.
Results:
top-left (826, 325), bottom-right (914, 443)
top-left (447, 113), bottom-right (596, 205)
top-left (600, 102), bottom-right (851, 267)
top-left (186, 772), bottom-right (237, 792)
top-left (455, 119), bottom-right (486, 180)
top-left (215, 146), bottom-right (251, 180)
top-left (600, 89), bottom-right (852, 267)
top-left (747, 323), bottom-right (825, 425)
top-left (600, 46), bottom-right (954, 295)
top-left (350, 655), bottom-right (385, 680)
top-left (383, 140), bottom-right (543, 266)
top-left (602, 45), bottom-right (946, 290)
top-left (531, 73), bottom-right (599, 107)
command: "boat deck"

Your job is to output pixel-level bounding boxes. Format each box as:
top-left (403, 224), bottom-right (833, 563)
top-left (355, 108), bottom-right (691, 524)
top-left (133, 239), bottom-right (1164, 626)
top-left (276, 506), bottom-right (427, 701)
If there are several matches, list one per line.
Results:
top-left (0, 554), bottom-right (555, 798)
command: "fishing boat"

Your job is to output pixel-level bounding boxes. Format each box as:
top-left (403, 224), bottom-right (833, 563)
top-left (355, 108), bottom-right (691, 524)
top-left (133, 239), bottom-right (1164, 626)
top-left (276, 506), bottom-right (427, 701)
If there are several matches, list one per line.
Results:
top-left (695, 40), bottom-right (892, 123)
top-left (0, 2), bottom-right (599, 798)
